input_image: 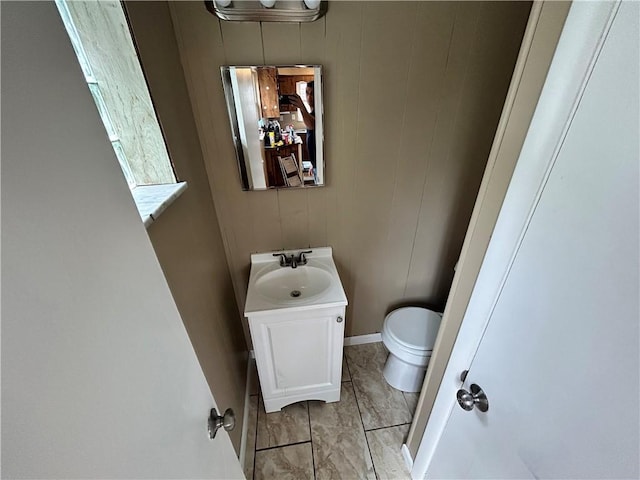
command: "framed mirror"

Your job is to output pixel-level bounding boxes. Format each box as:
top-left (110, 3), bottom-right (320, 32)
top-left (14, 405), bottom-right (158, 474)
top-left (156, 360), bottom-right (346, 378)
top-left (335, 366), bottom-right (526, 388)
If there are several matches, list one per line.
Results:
top-left (221, 65), bottom-right (324, 190)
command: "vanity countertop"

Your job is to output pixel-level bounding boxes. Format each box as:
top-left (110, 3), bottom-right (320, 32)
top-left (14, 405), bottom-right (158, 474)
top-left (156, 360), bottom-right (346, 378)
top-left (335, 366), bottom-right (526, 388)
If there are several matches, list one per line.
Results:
top-left (244, 247), bottom-right (348, 316)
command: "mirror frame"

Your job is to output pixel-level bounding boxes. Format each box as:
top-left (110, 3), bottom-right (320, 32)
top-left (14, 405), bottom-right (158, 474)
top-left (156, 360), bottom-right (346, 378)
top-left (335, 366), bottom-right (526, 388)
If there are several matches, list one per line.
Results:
top-left (220, 65), bottom-right (324, 191)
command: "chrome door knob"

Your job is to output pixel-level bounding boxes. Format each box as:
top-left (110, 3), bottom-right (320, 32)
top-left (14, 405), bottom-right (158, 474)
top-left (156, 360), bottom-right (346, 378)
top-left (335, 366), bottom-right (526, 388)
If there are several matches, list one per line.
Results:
top-left (456, 383), bottom-right (489, 412)
top-left (208, 408), bottom-right (235, 439)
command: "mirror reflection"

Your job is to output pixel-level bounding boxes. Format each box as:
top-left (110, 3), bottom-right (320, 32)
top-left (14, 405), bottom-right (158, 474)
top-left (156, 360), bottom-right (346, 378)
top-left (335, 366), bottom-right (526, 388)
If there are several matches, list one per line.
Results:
top-left (221, 65), bottom-right (324, 190)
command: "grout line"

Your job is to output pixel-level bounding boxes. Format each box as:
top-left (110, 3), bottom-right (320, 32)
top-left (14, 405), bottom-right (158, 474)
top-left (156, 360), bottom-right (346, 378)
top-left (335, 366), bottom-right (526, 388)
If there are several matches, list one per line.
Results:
top-left (401, 391), bottom-right (412, 415)
top-left (346, 358), bottom-right (379, 480)
top-left (307, 401), bottom-right (317, 480)
top-left (343, 353), bottom-right (353, 383)
top-left (255, 439), bottom-right (312, 453)
top-left (362, 418), bottom-right (378, 480)
top-left (364, 422), bottom-right (413, 433)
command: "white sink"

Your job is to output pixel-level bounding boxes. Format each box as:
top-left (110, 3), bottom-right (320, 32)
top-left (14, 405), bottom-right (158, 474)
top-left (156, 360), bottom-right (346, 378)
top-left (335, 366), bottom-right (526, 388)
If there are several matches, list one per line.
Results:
top-left (244, 247), bottom-right (347, 315)
top-left (254, 265), bottom-right (333, 303)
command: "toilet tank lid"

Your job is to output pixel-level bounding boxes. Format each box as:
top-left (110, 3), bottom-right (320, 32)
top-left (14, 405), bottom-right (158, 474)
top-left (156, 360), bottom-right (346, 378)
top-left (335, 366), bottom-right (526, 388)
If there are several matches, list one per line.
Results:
top-left (384, 307), bottom-right (442, 351)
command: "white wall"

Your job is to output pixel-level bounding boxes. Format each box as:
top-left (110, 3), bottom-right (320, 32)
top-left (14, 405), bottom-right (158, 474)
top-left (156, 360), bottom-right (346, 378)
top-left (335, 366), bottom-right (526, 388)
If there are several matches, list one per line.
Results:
top-left (1, 3), bottom-right (240, 477)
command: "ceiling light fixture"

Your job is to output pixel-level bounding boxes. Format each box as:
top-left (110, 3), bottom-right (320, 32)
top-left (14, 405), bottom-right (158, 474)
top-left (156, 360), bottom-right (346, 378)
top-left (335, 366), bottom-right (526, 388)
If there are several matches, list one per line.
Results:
top-left (205, 0), bottom-right (327, 23)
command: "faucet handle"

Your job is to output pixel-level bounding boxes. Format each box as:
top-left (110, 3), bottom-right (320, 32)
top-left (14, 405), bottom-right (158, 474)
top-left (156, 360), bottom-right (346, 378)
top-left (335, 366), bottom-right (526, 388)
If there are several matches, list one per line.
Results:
top-left (297, 250), bottom-right (312, 264)
top-left (272, 253), bottom-right (288, 267)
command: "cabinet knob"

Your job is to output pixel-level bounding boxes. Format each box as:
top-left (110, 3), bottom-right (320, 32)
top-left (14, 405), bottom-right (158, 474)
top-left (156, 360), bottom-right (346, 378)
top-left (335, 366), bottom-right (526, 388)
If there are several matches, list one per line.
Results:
top-left (337, 316), bottom-right (343, 323)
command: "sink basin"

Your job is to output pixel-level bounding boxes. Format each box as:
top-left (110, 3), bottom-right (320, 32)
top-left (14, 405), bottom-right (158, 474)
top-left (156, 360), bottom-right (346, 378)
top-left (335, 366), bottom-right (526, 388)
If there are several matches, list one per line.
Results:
top-left (254, 265), bottom-right (333, 303)
top-left (244, 247), bottom-right (348, 315)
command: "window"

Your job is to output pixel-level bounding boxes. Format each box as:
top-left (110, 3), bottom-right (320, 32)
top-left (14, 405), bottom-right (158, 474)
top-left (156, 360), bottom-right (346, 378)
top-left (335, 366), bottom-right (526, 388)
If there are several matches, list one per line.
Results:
top-left (55, 0), bottom-right (185, 225)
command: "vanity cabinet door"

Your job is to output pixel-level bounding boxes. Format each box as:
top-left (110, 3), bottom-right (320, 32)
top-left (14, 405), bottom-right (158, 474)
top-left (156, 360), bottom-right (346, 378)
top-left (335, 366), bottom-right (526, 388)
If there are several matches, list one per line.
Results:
top-left (249, 306), bottom-right (345, 412)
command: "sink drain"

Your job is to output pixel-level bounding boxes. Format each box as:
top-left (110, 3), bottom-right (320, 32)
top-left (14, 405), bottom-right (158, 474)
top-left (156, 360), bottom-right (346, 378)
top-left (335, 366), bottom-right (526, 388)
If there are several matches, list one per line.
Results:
top-left (290, 290), bottom-right (301, 298)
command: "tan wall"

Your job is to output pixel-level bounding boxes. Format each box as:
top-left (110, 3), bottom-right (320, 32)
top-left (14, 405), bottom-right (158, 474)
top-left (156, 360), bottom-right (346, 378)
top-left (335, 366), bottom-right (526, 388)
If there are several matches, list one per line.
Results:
top-left (124, 2), bottom-right (248, 453)
top-left (169, 2), bottom-right (530, 342)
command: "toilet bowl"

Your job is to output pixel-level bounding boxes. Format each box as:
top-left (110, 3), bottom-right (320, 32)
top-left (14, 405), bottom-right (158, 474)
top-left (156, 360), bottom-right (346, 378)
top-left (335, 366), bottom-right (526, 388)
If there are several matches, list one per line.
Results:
top-left (381, 307), bottom-right (442, 392)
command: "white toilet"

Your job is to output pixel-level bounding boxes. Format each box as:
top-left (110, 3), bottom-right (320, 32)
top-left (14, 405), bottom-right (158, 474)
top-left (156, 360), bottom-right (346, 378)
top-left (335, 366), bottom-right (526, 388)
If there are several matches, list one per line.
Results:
top-left (381, 307), bottom-right (442, 392)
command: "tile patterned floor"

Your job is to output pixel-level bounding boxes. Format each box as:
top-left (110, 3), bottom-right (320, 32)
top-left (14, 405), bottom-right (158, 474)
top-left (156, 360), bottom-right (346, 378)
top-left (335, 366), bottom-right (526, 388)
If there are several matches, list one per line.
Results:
top-left (244, 342), bottom-right (415, 480)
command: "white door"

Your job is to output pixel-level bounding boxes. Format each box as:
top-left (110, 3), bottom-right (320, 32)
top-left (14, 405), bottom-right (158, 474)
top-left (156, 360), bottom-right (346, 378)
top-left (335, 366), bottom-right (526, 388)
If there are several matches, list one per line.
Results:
top-left (1, 2), bottom-right (244, 478)
top-left (425, 1), bottom-right (639, 478)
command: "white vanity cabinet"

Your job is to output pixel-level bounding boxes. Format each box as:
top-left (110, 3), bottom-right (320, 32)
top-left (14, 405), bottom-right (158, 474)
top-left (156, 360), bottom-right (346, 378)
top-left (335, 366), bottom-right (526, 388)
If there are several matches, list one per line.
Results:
top-left (244, 247), bottom-right (348, 413)
top-left (247, 305), bottom-right (345, 413)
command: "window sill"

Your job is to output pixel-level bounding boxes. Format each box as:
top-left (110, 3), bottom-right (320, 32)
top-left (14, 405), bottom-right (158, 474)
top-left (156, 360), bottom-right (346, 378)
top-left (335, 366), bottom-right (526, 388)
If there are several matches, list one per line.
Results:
top-left (131, 182), bottom-right (187, 228)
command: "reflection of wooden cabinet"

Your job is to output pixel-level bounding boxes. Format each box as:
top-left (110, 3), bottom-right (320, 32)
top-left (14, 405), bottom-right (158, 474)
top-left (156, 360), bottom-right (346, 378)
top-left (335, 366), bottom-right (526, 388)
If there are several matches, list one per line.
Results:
top-left (278, 77), bottom-right (296, 95)
top-left (277, 75), bottom-right (315, 112)
top-left (263, 144), bottom-right (303, 187)
top-left (257, 67), bottom-right (279, 118)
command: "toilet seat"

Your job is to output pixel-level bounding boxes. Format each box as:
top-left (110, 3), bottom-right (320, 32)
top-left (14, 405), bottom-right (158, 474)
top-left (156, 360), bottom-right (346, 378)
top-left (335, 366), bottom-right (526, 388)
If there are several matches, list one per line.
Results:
top-left (382, 307), bottom-right (442, 366)
top-left (385, 307), bottom-right (442, 350)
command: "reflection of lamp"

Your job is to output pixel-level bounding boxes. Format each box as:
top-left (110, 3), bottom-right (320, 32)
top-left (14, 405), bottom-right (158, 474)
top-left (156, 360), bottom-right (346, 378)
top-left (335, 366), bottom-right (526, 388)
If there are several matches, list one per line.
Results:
top-left (259, 0), bottom-right (276, 7)
top-left (304, 0), bottom-right (321, 9)
top-left (214, 0), bottom-right (232, 7)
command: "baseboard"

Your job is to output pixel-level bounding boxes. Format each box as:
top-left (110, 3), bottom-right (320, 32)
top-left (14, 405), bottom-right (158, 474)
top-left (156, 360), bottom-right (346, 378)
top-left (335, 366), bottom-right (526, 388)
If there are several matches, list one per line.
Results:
top-left (343, 333), bottom-right (382, 346)
top-left (252, 334), bottom-right (381, 352)
top-left (401, 443), bottom-right (414, 472)
top-left (238, 352), bottom-right (252, 467)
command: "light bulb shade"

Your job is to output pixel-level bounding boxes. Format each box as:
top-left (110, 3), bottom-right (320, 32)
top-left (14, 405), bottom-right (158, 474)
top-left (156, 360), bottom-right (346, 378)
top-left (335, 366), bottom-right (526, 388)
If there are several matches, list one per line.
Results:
top-left (214, 0), bottom-right (232, 7)
top-left (260, 0), bottom-right (276, 8)
top-left (304, 0), bottom-right (321, 9)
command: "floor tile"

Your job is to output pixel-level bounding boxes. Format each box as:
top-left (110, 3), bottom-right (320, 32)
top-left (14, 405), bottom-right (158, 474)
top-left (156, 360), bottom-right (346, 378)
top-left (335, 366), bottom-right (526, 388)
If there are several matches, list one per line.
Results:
top-left (243, 395), bottom-right (259, 480)
top-left (403, 392), bottom-right (420, 417)
top-left (256, 398), bottom-right (310, 450)
top-left (366, 425), bottom-right (411, 480)
top-left (249, 343), bottom-right (421, 479)
top-left (341, 355), bottom-right (351, 382)
top-left (345, 343), bottom-right (412, 430)
top-left (309, 382), bottom-right (375, 479)
top-left (254, 442), bottom-right (314, 480)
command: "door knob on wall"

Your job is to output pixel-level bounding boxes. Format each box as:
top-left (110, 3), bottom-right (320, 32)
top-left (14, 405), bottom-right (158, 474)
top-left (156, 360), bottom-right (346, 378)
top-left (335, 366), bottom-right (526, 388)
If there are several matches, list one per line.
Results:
top-left (208, 408), bottom-right (235, 439)
top-left (456, 384), bottom-right (489, 412)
